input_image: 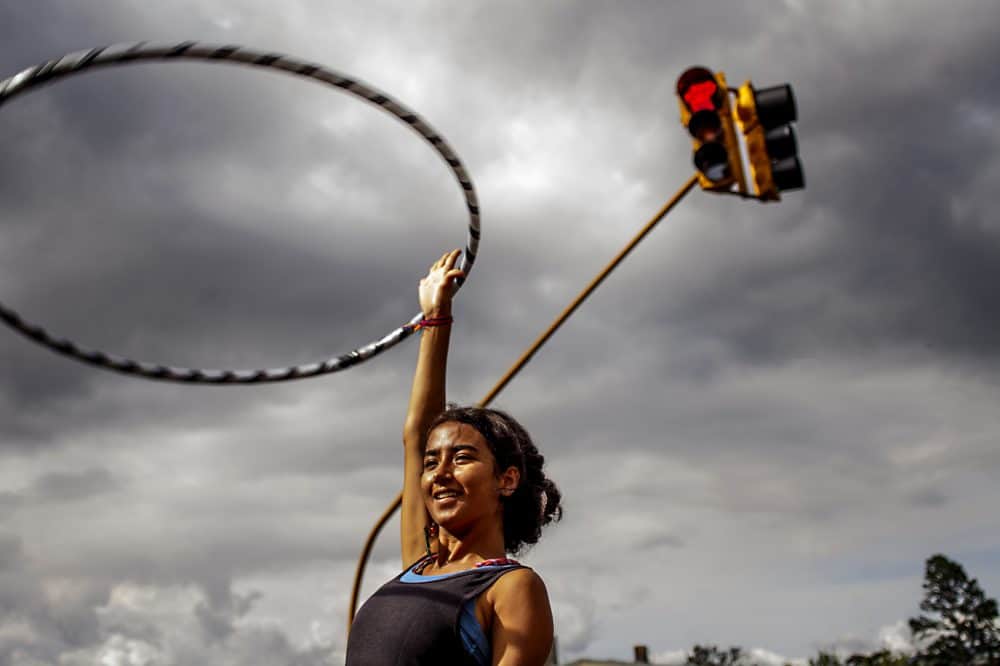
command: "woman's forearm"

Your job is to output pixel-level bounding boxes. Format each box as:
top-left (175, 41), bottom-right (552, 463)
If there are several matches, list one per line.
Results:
top-left (402, 321), bottom-right (451, 443)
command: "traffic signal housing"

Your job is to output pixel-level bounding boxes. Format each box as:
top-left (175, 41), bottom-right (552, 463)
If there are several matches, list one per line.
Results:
top-left (736, 81), bottom-right (805, 201)
top-left (675, 67), bottom-right (746, 193)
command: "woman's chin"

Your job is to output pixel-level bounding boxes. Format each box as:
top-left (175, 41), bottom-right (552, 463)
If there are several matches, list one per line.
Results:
top-left (430, 510), bottom-right (474, 535)
top-left (430, 511), bottom-right (460, 530)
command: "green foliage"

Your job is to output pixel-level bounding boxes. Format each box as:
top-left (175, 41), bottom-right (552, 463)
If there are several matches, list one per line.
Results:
top-left (685, 644), bottom-right (745, 665)
top-left (909, 553), bottom-right (1000, 665)
top-left (845, 650), bottom-right (909, 665)
top-left (809, 649), bottom-right (910, 666)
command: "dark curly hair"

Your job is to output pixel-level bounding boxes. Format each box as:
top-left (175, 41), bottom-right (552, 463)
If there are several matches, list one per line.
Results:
top-left (427, 406), bottom-right (562, 555)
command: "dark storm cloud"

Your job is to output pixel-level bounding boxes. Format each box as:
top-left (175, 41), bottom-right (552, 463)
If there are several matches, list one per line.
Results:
top-left (29, 467), bottom-right (119, 503)
top-left (0, 61), bottom-right (457, 353)
top-left (0, 531), bottom-right (110, 661)
top-left (633, 532), bottom-right (684, 551)
top-left (0, 532), bottom-right (21, 571)
top-left (905, 487), bottom-right (949, 508)
top-left (194, 588), bottom-right (261, 643)
top-left (0, 0), bottom-right (465, 461)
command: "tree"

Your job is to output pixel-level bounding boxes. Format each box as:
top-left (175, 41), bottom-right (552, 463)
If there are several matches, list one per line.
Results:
top-left (685, 644), bottom-right (746, 665)
top-left (845, 650), bottom-right (909, 665)
top-left (810, 649), bottom-right (909, 666)
top-left (909, 553), bottom-right (1000, 665)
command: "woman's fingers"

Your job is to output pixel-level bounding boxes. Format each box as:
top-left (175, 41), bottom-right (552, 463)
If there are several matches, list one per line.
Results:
top-left (418, 251), bottom-right (464, 313)
top-left (443, 249), bottom-right (461, 270)
top-left (430, 249), bottom-right (461, 273)
top-left (443, 249), bottom-right (459, 268)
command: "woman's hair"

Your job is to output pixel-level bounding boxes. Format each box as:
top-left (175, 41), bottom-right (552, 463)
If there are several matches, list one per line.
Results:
top-left (427, 406), bottom-right (562, 555)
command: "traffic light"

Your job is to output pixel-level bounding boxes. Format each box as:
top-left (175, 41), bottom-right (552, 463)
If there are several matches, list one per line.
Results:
top-left (675, 67), bottom-right (745, 193)
top-left (736, 81), bottom-right (805, 201)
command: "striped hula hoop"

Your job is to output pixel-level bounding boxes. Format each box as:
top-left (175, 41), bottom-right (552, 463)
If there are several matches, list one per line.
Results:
top-left (0, 42), bottom-right (480, 384)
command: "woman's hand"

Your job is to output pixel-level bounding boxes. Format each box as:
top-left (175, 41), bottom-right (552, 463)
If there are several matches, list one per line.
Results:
top-left (418, 249), bottom-right (465, 318)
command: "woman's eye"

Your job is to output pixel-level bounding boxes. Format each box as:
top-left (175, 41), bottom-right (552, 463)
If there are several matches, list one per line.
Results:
top-left (423, 459), bottom-right (437, 469)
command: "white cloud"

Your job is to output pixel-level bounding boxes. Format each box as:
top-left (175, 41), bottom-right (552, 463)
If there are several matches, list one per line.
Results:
top-left (878, 620), bottom-right (915, 655)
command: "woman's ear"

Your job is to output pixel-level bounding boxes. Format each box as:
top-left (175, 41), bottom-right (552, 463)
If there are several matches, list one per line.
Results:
top-left (498, 466), bottom-right (520, 496)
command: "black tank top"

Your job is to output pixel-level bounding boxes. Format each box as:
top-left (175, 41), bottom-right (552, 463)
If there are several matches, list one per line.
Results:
top-left (346, 559), bottom-right (525, 666)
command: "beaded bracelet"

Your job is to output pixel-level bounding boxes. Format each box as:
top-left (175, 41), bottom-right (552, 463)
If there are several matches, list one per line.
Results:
top-left (411, 316), bottom-right (454, 332)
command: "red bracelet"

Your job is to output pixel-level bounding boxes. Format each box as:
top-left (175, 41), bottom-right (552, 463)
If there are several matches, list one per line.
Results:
top-left (411, 316), bottom-right (453, 332)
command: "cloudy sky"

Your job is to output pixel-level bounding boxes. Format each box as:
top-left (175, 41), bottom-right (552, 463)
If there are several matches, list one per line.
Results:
top-left (1, 1), bottom-right (999, 664)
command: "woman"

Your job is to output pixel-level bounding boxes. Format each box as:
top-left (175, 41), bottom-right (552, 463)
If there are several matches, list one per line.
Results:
top-left (346, 249), bottom-right (562, 666)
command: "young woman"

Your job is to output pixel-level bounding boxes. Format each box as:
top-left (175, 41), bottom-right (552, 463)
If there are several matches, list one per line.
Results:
top-left (346, 249), bottom-right (562, 666)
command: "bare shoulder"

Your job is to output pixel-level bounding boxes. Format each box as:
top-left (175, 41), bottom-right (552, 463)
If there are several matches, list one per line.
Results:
top-left (491, 567), bottom-right (549, 602)
top-left (488, 568), bottom-right (553, 665)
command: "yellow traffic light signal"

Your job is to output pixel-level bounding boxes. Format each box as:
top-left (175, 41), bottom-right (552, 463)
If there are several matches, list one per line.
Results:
top-left (676, 67), bottom-right (746, 194)
top-left (736, 81), bottom-right (805, 201)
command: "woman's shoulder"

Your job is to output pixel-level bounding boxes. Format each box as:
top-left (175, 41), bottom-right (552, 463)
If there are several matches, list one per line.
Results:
top-left (488, 566), bottom-right (549, 604)
top-left (483, 566), bottom-right (554, 664)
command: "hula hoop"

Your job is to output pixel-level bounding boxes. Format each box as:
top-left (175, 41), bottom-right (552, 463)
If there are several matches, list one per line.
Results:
top-left (0, 42), bottom-right (480, 384)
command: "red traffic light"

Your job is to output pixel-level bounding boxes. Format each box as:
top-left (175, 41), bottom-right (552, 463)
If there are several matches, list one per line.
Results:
top-left (676, 67), bottom-right (723, 112)
top-left (676, 67), bottom-right (743, 190)
top-left (682, 81), bottom-right (720, 112)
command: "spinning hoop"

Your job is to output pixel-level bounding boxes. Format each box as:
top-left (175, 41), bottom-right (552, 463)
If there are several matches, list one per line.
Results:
top-left (0, 42), bottom-right (480, 384)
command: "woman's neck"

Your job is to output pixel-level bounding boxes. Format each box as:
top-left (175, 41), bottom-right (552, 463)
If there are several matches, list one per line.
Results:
top-left (431, 520), bottom-right (506, 569)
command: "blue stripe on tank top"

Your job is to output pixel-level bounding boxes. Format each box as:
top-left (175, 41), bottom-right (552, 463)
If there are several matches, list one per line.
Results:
top-left (400, 563), bottom-right (517, 666)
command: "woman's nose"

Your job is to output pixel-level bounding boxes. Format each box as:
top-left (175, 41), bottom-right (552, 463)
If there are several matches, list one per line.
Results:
top-left (431, 460), bottom-right (454, 480)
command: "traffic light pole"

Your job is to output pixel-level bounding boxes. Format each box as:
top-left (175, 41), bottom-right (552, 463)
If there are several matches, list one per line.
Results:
top-left (346, 174), bottom-right (700, 634)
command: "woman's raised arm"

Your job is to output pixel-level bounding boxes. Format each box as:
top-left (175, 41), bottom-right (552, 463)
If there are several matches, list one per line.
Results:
top-left (400, 249), bottom-right (465, 568)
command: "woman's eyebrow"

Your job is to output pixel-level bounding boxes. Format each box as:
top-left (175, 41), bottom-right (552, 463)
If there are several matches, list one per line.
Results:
top-left (423, 443), bottom-right (479, 456)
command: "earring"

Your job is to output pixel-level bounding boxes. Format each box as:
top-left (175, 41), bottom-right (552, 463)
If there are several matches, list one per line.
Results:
top-left (424, 522), bottom-right (439, 556)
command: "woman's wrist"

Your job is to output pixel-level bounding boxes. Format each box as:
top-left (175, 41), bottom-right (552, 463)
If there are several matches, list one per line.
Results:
top-left (422, 305), bottom-right (452, 320)
top-left (414, 315), bottom-right (453, 333)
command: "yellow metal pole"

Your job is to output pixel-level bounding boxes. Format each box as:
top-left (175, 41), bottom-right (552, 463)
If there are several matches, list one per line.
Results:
top-left (346, 174), bottom-right (699, 634)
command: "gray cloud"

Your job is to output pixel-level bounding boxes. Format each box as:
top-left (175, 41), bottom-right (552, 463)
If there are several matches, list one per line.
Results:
top-left (29, 467), bottom-right (119, 503)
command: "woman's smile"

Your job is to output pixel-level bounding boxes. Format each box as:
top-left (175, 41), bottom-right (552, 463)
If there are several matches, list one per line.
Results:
top-left (432, 488), bottom-right (462, 507)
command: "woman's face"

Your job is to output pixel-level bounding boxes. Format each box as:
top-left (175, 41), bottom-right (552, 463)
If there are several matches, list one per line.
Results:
top-left (421, 422), bottom-right (517, 533)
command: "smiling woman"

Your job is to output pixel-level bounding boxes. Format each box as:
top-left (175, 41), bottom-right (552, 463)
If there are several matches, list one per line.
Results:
top-left (346, 250), bottom-right (563, 666)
